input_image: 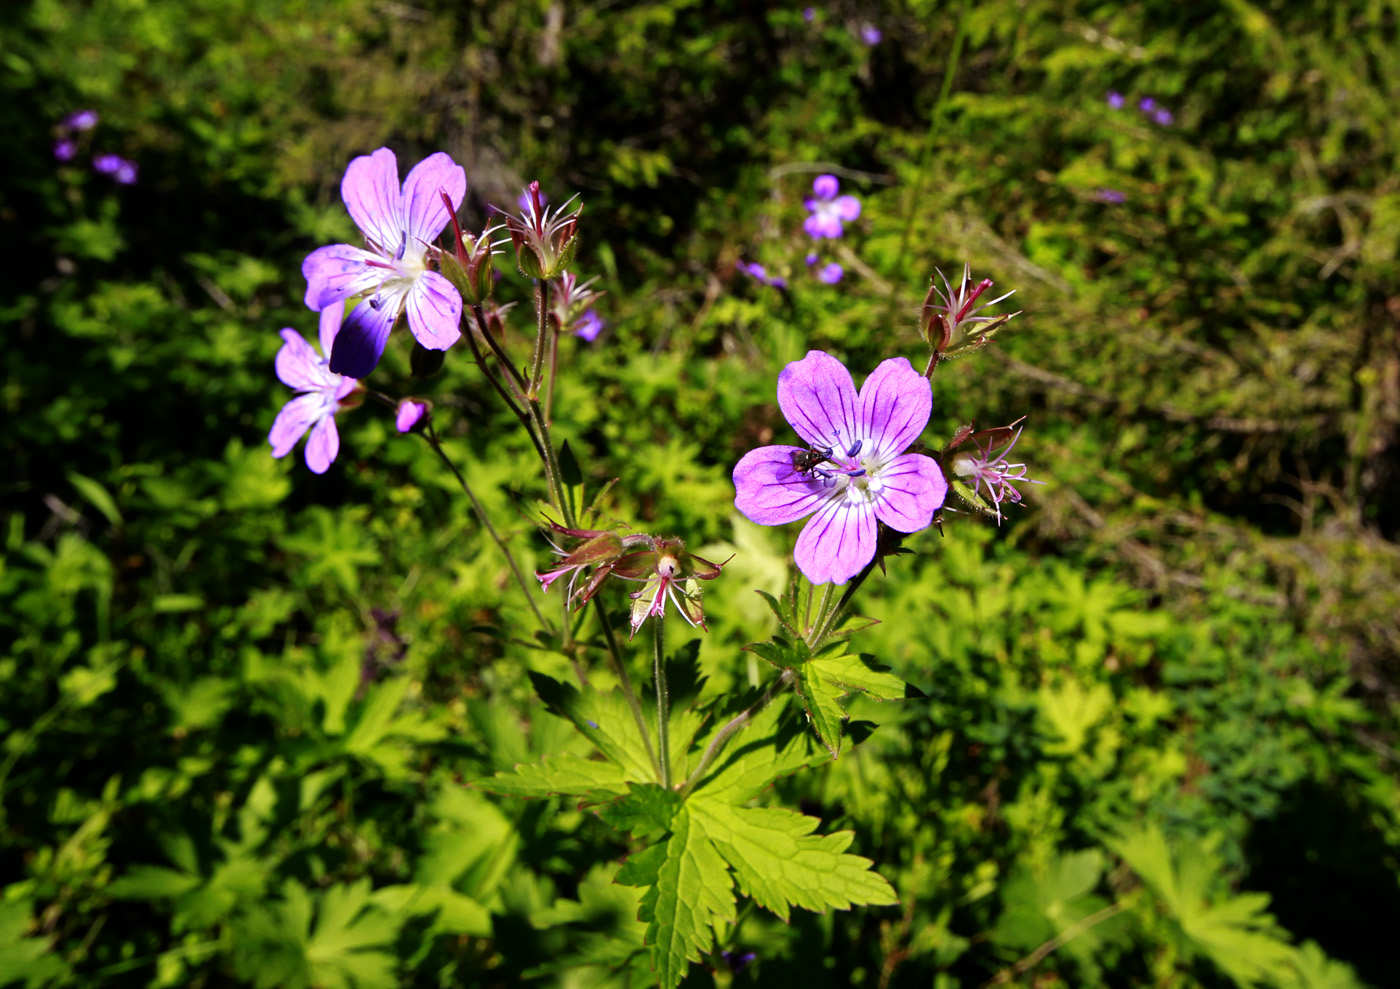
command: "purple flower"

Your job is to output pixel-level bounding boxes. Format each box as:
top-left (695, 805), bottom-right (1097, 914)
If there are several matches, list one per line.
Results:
top-left (1153, 108), bottom-right (1174, 126)
top-left (302, 147), bottom-right (467, 379)
top-left (733, 351), bottom-right (947, 584)
top-left (805, 252), bottom-right (818, 266)
top-left (860, 24), bottom-right (882, 45)
top-left (114, 161), bottom-right (137, 184)
top-left (269, 307), bottom-right (360, 474)
top-left (574, 308), bottom-right (605, 342)
top-left (54, 139), bottom-right (76, 162)
top-left (93, 154), bottom-right (123, 174)
top-left (804, 175), bottom-right (861, 240)
top-left (721, 950), bottom-right (757, 974)
top-left (1106, 91), bottom-right (1125, 110)
top-left (63, 110), bottom-right (98, 131)
top-left (517, 186), bottom-right (548, 213)
top-left (949, 419), bottom-right (1044, 524)
top-left (817, 262), bottom-right (843, 284)
top-left (1138, 96), bottom-right (1156, 113)
top-left (803, 7), bottom-right (815, 21)
top-left (1094, 188), bottom-right (1127, 204)
top-left (395, 399), bottom-right (429, 433)
top-left (736, 260), bottom-right (787, 290)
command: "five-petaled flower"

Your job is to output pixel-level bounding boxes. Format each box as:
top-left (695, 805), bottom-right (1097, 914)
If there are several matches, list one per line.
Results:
top-left (269, 307), bottom-right (361, 474)
top-left (803, 175), bottom-right (861, 240)
top-left (302, 147), bottom-right (467, 379)
top-left (733, 351), bottom-right (947, 584)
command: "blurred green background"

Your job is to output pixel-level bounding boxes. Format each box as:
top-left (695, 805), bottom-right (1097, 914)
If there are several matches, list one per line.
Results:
top-left (3, 0), bottom-right (1398, 986)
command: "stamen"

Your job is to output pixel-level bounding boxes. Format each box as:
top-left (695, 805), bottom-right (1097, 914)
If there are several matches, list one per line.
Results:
top-left (395, 231), bottom-right (407, 261)
top-left (846, 440), bottom-right (863, 457)
top-left (369, 296), bottom-right (383, 311)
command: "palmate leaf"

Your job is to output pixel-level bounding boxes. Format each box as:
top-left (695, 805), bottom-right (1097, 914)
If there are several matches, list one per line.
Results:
top-left (992, 849), bottom-right (1122, 977)
top-left (528, 671), bottom-right (657, 781)
top-left (1110, 828), bottom-right (1298, 988)
top-left (749, 638), bottom-right (908, 756)
top-left (476, 752), bottom-right (629, 801)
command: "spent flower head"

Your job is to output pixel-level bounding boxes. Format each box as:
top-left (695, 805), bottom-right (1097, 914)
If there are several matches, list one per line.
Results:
top-left (501, 180), bottom-right (582, 280)
top-left (945, 417), bottom-right (1045, 523)
top-left (921, 263), bottom-right (1016, 355)
top-left (302, 147), bottom-right (467, 378)
top-left (439, 196), bottom-right (506, 306)
top-left (733, 351), bottom-right (947, 584)
top-left (803, 174), bottom-right (861, 240)
top-left (269, 307), bottom-right (361, 474)
top-left (613, 537), bottom-right (724, 637)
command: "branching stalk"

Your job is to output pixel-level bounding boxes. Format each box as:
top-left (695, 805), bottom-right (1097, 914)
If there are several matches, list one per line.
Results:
top-left (678, 669), bottom-right (793, 798)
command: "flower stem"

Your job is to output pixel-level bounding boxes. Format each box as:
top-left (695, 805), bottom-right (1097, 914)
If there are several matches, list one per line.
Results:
top-left (809, 557), bottom-right (879, 649)
top-left (653, 616), bottom-right (671, 788)
top-left (471, 303), bottom-right (530, 393)
top-left (424, 424), bottom-right (551, 633)
top-left (544, 315), bottom-right (560, 425)
top-left (591, 597), bottom-right (661, 780)
top-left (529, 280), bottom-right (550, 397)
top-left (462, 312), bottom-right (547, 462)
top-left (678, 669), bottom-right (793, 798)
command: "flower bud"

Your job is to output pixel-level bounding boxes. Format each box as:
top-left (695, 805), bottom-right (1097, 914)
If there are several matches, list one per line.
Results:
top-left (439, 191), bottom-right (502, 305)
top-left (503, 181), bottom-right (582, 281)
top-left (395, 398), bottom-right (430, 434)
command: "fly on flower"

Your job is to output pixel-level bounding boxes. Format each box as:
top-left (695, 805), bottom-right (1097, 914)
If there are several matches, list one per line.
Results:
top-left (268, 307), bottom-right (362, 474)
top-left (733, 351), bottom-right (947, 585)
top-left (302, 147), bottom-right (468, 379)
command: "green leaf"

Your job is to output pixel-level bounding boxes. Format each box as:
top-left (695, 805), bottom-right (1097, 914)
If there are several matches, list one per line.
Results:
top-left (992, 849), bottom-right (1120, 971)
top-left (108, 865), bottom-right (203, 900)
top-left (688, 799), bottom-right (899, 922)
top-left (529, 672), bottom-right (656, 782)
top-left (67, 470), bottom-right (122, 526)
top-left (559, 439), bottom-right (583, 487)
top-left (614, 842), bottom-right (667, 888)
top-left (794, 660), bottom-right (846, 756)
top-left (0, 898), bottom-right (67, 988)
top-left (689, 702), bottom-right (823, 803)
top-left (475, 752), bottom-right (629, 800)
top-left (638, 806), bottom-right (735, 989)
top-left (371, 885), bottom-right (491, 938)
top-left (598, 782), bottom-right (680, 835)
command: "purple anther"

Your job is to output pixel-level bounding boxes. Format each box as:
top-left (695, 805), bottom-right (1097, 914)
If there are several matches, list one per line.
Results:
top-left (846, 440), bottom-right (862, 457)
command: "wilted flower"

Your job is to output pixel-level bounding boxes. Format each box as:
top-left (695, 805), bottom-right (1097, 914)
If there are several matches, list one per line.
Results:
top-left (920, 263), bottom-right (1015, 354)
top-left (302, 147), bottom-right (467, 378)
top-left (860, 24), bottom-right (882, 45)
top-left (501, 180), bottom-right (581, 280)
top-left (733, 351), bottom-right (947, 584)
top-left (946, 418), bottom-right (1044, 523)
top-left (817, 262), bottom-right (843, 285)
top-left (269, 307), bottom-right (361, 474)
top-left (63, 110), bottom-right (99, 131)
top-left (395, 399), bottom-right (429, 434)
top-left (615, 538), bottom-right (724, 636)
top-left (803, 175), bottom-right (861, 240)
top-left (1106, 91), bottom-right (1125, 110)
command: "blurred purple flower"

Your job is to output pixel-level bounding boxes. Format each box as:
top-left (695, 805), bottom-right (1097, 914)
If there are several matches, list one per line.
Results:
top-left (736, 260), bottom-right (787, 290)
top-left (1138, 96), bottom-right (1156, 112)
top-left (803, 174), bottom-right (861, 240)
top-left (721, 950), bottom-right (757, 973)
top-left (1106, 91), bottom-right (1125, 110)
top-left (574, 308), bottom-right (605, 341)
top-left (54, 139), bottom-right (76, 162)
top-left (1094, 189), bottom-right (1127, 204)
top-left (518, 186), bottom-right (548, 213)
top-left (93, 154), bottom-right (123, 174)
top-left (64, 110), bottom-right (98, 131)
top-left (817, 262), bottom-right (843, 284)
top-left (269, 307), bottom-right (360, 474)
top-left (114, 161), bottom-right (138, 184)
top-left (803, 7), bottom-right (815, 21)
top-left (395, 399), bottom-right (429, 433)
top-left (733, 351), bottom-right (947, 584)
top-left (1153, 108), bottom-right (1174, 126)
top-left (861, 24), bottom-right (882, 45)
top-left (805, 252), bottom-right (818, 266)
top-left (302, 147), bottom-right (467, 378)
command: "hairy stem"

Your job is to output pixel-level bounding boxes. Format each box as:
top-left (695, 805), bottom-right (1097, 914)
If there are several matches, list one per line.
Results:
top-left (425, 425), bottom-right (550, 632)
top-left (529, 280), bottom-right (550, 397)
top-left (591, 597), bottom-right (661, 779)
top-left (462, 313), bottom-right (547, 462)
top-left (544, 313), bottom-right (560, 425)
top-left (653, 616), bottom-right (671, 787)
top-left (679, 669), bottom-right (793, 798)
top-left (471, 302), bottom-right (529, 393)
top-left (809, 556), bottom-right (880, 649)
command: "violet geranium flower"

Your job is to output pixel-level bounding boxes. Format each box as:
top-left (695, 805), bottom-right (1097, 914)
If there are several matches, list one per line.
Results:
top-left (733, 351), bottom-right (947, 584)
top-left (803, 175), bottom-right (861, 240)
top-left (269, 307), bottom-right (360, 474)
top-left (302, 147), bottom-right (467, 379)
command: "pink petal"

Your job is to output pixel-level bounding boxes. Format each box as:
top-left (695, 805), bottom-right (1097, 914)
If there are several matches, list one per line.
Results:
top-left (858, 357), bottom-right (931, 460)
top-left (302, 244), bottom-right (381, 311)
top-left (269, 393), bottom-right (324, 458)
top-left (872, 454), bottom-right (947, 532)
top-left (834, 195), bottom-right (862, 221)
top-left (275, 328), bottom-right (323, 391)
top-left (777, 350), bottom-right (860, 450)
top-left (341, 147), bottom-right (404, 256)
top-left (812, 174), bottom-right (839, 199)
top-left (304, 413), bottom-right (340, 474)
top-left (404, 271), bottom-right (463, 351)
top-left (793, 497), bottom-right (876, 585)
top-left (318, 303), bottom-right (343, 359)
top-left (733, 445), bottom-right (833, 525)
top-left (401, 152), bottom-right (467, 249)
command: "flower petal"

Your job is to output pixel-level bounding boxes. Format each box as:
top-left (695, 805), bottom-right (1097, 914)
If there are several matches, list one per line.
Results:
top-left (275, 328), bottom-right (324, 391)
top-left (401, 152), bottom-right (467, 249)
top-left (872, 454), bottom-right (947, 532)
top-left (858, 356), bottom-right (931, 460)
top-left (793, 496), bottom-right (876, 585)
top-left (834, 195), bottom-right (862, 221)
top-left (302, 244), bottom-right (381, 311)
top-left (341, 147), bottom-right (404, 256)
top-left (318, 302), bottom-right (343, 360)
top-left (329, 296), bottom-right (398, 378)
top-left (777, 350), bottom-right (860, 450)
top-left (804, 213), bottom-right (841, 239)
top-left (733, 445), bottom-right (833, 525)
top-left (269, 392), bottom-right (325, 459)
top-left (404, 271), bottom-right (463, 351)
top-left (304, 412), bottom-right (340, 474)
top-left (812, 174), bottom-right (839, 199)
